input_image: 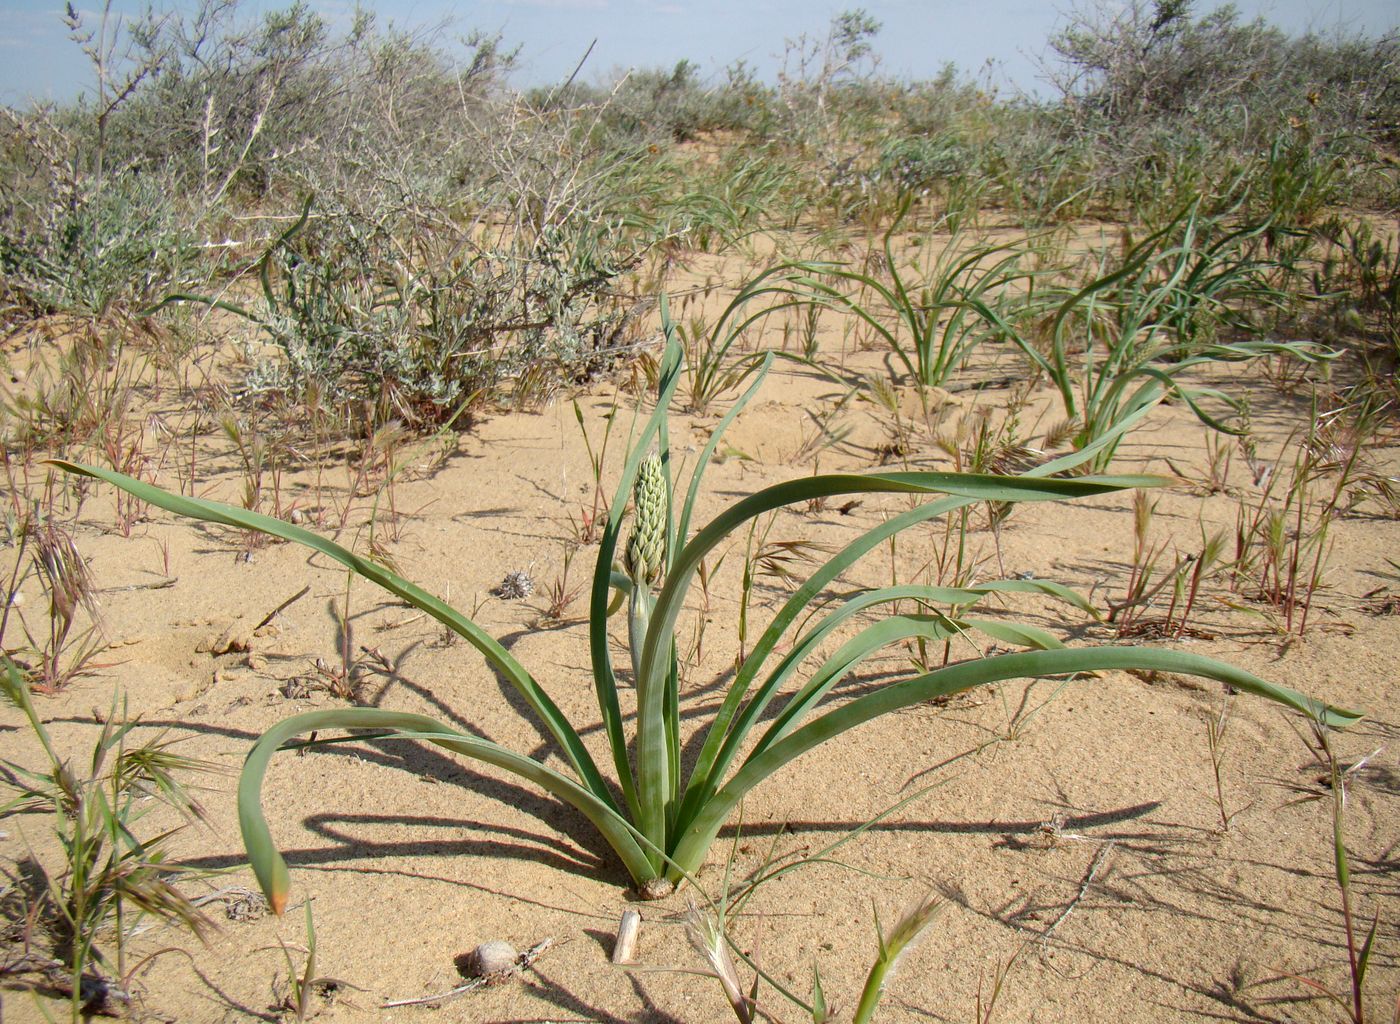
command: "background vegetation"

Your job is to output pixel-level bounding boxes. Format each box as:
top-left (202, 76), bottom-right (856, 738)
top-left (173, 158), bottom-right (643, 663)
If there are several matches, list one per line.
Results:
top-left (1, 0), bottom-right (1395, 427)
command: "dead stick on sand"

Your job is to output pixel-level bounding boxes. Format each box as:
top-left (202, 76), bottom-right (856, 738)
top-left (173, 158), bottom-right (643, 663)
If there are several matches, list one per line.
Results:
top-left (1038, 841), bottom-right (1114, 946)
top-left (103, 577), bottom-right (178, 592)
top-left (381, 938), bottom-right (555, 1008)
top-left (254, 584), bottom-right (310, 631)
top-left (612, 909), bottom-right (641, 964)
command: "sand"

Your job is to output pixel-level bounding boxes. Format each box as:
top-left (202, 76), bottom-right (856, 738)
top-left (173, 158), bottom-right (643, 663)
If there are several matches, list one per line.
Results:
top-left (1, 285), bottom-right (1397, 1023)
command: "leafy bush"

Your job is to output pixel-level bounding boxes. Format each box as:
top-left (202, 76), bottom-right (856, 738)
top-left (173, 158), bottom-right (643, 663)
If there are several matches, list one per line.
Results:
top-left (1041, 0), bottom-right (1399, 216)
top-left (174, 122), bottom-right (662, 427)
top-left (0, 166), bottom-right (198, 318)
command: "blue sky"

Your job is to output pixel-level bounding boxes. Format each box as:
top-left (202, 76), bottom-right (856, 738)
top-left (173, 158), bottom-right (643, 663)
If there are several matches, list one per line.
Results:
top-left (2, 0), bottom-right (1396, 105)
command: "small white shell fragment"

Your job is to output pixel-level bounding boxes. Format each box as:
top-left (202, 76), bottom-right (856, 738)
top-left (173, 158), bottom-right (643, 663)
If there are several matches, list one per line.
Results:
top-left (612, 909), bottom-right (641, 964)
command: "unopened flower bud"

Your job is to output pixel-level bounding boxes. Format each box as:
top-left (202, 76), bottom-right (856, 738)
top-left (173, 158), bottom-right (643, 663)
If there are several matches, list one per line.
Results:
top-left (624, 453), bottom-right (666, 586)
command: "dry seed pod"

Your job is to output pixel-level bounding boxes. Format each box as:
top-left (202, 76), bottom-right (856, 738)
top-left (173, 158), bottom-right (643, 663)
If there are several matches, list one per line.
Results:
top-left (493, 570), bottom-right (534, 600)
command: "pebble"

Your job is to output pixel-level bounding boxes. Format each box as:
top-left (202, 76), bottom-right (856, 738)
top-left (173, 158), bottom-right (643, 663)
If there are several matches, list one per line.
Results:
top-left (467, 940), bottom-right (518, 978)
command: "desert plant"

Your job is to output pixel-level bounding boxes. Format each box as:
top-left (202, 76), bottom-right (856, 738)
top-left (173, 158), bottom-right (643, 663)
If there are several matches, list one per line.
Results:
top-left (774, 9), bottom-right (884, 153)
top-left (1041, 1), bottom-right (1397, 217)
top-left (676, 262), bottom-right (827, 413)
top-left (266, 900), bottom-right (356, 1020)
top-left (568, 397), bottom-right (618, 546)
top-left (1107, 492), bottom-right (1226, 639)
top-left (159, 155), bottom-right (657, 428)
top-left (0, 324), bottom-right (150, 456)
top-left (686, 876), bottom-right (942, 1024)
top-left (1275, 721), bottom-right (1392, 1024)
top-left (0, 172), bottom-right (199, 319)
top-left (1229, 392), bottom-right (1367, 635)
top-left (817, 199), bottom-right (1041, 391)
top-left (52, 303), bottom-right (1357, 916)
top-left (1203, 696), bottom-right (1243, 832)
top-left (0, 510), bottom-right (106, 694)
top-left (0, 660), bottom-right (215, 1020)
top-left (1313, 215), bottom-right (1400, 360)
top-left (1013, 198), bottom-right (1329, 470)
top-left (662, 149), bottom-right (803, 249)
top-left (0, 4), bottom-right (204, 320)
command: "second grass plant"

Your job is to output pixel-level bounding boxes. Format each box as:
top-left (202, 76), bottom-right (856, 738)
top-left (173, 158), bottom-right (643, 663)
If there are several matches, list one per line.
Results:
top-left (819, 197), bottom-right (1038, 391)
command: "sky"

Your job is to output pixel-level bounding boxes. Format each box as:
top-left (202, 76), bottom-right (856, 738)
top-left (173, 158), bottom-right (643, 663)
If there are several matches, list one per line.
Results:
top-left (1, 0), bottom-right (1396, 105)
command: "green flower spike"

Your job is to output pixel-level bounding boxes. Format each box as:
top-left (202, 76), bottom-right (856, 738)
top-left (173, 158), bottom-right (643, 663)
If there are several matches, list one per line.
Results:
top-left (625, 452), bottom-right (667, 587)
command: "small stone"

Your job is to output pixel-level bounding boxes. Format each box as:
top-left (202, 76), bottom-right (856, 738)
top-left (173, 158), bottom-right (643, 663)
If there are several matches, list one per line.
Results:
top-left (203, 628), bottom-right (252, 656)
top-left (467, 940), bottom-right (518, 979)
top-left (244, 653), bottom-right (267, 672)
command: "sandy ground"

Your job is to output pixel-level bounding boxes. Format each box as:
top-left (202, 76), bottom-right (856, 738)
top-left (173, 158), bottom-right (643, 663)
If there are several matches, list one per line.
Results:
top-left (1, 279), bottom-right (1398, 1023)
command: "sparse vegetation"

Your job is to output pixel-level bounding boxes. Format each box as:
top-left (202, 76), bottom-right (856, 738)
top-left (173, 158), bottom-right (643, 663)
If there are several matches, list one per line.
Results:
top-left (1, 1), bottom-right (1396, 1020)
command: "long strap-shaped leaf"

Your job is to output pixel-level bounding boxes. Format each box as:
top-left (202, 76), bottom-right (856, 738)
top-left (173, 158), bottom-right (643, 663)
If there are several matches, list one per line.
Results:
top-left (50, 460), bottom-right (618, 816)
top-left (690, 581), bottom-right (1082, 821)
top-left (674, 404), bottom-right (1166, 827)
top-left (674, 499), bottom-right (995, 828)
top-left (665, 646), bottom-right (1360, 880)
top-left (237, 709), bottom-right (653, 913)
top-left (754, 611), bottom-right (1062, 752)
top-left (751, 613), bottom-right (1065, 757)
top-left (642, 470), bottom-right (1160, 701)
top-left (675, 350), bottom-right (775, 550)
top-left (636, 469), bottom-right (1162, 853)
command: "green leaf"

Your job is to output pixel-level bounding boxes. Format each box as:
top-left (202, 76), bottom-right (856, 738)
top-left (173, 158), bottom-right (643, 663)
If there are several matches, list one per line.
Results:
top-left (668, 646), bottom-right (1359, 879)
top-left (238, 709), bottom-right (651, 914)
top-left (49, 459), bottom-right (618, 817)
